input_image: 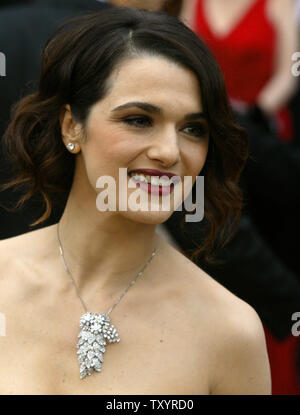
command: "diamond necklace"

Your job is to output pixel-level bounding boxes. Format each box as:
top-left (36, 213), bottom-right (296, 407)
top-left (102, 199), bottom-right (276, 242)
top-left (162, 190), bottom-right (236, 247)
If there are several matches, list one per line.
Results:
top-left (56, 222), bottom-right (157, 379)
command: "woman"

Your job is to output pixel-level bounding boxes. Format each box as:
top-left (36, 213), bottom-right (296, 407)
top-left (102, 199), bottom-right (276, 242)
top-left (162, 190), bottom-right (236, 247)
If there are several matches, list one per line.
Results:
top-left (0, 8), bottom-right (271, 394)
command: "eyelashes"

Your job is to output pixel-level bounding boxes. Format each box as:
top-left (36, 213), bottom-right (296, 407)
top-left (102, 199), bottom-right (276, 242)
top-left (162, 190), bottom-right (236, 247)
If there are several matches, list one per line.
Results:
top-left (122, 115), bottom-right (152, 128)
top-left (121, 115), bottom-right (209, 138)
top-left (182, 124), bottom-right (209, 138)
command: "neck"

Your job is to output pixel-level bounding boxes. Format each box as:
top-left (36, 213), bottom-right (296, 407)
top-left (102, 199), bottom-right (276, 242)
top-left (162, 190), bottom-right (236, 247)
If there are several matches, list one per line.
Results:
top-left (57, 187), bottom-right (159, 297)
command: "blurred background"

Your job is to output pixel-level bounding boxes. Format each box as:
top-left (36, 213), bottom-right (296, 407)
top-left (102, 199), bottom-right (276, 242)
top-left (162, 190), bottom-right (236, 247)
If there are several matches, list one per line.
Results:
top-left (0, 0), bottom-right (300, 395)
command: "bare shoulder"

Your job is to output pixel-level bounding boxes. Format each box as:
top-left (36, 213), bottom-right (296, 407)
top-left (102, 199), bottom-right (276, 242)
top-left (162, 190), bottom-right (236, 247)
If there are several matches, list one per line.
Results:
top-left (156, 234), bottom-right (256, 316)
top-left (0, 224), bottom-right (57, 289)
top-left (0, 225), bottom-right (56, 257)
top-left (0, 231), bottom-right (28, 278)
top-left (156, 237), bottom-right (272, 395)
top-left (210, 299), bottom-right (272, 395)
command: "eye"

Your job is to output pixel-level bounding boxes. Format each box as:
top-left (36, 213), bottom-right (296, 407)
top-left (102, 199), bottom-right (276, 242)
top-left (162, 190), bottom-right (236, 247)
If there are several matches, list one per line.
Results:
top-left (122, 115), bottom-right (153, 128)
top-left (182, 123), bottom-right (209, 138)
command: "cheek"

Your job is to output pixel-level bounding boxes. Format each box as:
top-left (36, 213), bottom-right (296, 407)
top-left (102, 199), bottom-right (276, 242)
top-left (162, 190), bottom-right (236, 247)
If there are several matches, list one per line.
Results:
top-left (82, 127), bottom-right (140, 176)
top-left (199, 144), bottom-right (209, 169)
top-left (186, 140), bottom-right (209, 175)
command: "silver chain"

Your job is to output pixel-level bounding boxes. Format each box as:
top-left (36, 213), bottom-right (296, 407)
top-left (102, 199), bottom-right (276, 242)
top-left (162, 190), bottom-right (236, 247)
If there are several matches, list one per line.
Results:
top-left (56, 222), bottom-right (157, 316)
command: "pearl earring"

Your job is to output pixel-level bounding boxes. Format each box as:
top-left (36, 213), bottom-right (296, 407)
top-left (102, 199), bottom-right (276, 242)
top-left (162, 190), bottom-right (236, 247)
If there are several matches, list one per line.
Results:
top-left (67, 142), bottom-right (75, 151)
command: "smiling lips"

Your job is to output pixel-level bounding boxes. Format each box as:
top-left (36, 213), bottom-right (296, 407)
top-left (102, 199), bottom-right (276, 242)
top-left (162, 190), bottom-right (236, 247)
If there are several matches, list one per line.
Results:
top-left (130, 176), bottom-right (176, 196)
top-left (128, 169), bottom-right (180, 196)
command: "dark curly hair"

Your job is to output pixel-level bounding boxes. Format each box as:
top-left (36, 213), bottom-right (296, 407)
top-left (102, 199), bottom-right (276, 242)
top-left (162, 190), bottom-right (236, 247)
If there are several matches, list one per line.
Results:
top-left (1, 7), bottom-right (248, 263)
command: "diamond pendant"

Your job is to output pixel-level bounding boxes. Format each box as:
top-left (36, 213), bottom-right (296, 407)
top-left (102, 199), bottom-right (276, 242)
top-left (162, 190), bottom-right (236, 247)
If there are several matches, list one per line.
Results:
top-left (77, 312), bottom-right (120, 379)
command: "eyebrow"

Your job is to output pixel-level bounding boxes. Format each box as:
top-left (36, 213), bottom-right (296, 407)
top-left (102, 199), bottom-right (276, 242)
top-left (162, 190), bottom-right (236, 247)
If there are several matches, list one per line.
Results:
top-left (111, 101), bottom-right (206, 121)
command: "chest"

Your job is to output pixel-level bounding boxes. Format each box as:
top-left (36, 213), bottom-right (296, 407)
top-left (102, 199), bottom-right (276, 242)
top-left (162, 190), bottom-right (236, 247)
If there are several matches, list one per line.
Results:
top-left (0, 304), bottom-right (211, 394)
top-left (203, 0), bottom-right (260, 37)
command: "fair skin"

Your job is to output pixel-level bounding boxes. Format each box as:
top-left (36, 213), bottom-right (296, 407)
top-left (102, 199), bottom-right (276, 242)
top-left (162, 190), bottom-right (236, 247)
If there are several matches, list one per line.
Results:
top-left (0, 56), bottom-right (271, 394)
top-left (180, 0), bottom-right (298, 115)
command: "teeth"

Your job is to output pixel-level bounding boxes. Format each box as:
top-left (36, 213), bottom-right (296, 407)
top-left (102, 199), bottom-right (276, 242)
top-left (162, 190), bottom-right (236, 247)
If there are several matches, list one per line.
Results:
top-left (129, 172), bottom-right (173, 186)
top-left (150, 176), bottom-right (160, 186)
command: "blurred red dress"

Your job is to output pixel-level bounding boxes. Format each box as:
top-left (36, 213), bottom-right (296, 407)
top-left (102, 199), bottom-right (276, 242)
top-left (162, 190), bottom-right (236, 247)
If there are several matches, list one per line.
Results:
top-left (194, 0), bottom-right (299, 394)
top-left (194, 0), bottom-right (293, 142)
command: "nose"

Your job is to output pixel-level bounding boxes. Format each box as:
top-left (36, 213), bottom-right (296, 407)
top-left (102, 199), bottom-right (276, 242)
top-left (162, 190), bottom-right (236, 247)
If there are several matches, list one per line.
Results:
top-left (146, 126), bottom-right (181, 167)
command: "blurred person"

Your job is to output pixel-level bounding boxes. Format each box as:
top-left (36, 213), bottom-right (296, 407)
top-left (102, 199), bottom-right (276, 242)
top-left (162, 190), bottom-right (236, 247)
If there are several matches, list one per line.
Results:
top-left (180, 0), bottom-right (298, 141)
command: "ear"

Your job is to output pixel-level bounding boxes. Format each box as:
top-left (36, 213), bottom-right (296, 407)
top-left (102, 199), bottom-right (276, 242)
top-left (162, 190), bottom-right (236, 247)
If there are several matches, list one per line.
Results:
top-left (59, 104), bottom-right (82, 153)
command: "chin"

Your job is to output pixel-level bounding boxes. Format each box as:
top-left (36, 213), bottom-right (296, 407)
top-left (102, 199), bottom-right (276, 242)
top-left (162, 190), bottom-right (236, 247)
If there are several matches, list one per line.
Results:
top-left (120, 209), bottom-right (174, 226)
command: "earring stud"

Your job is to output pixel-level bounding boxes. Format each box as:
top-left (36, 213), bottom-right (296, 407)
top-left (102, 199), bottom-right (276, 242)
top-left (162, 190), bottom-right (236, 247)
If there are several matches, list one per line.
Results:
top-left (67, 142), bottom-right (75, 151)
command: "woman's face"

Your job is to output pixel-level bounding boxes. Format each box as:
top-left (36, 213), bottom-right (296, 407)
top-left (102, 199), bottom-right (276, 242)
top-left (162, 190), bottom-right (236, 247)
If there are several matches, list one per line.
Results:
top-left (64, 56), bottom-right (209, 225)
